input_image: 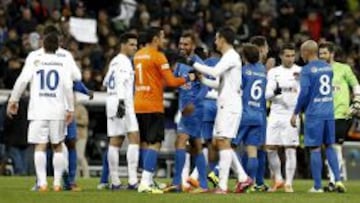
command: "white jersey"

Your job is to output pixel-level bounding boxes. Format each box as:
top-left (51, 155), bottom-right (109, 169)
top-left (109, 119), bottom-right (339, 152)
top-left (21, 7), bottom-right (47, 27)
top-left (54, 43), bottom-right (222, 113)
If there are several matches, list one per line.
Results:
top-left (194, 48), bottom-right (242, 112)
top-left (103, 53), bottom-right (135, 118)
top-left (266, 64), bottom-right (301, 115)
top-left (9, 49), bottom-right (74, 120)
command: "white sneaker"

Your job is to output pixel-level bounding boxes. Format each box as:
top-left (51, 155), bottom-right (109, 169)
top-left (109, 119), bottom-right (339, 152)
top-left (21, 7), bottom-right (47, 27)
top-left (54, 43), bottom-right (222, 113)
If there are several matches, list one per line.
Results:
top-left (284, 184), bottom-right (294, 193)
top-left (97, 183), bottom-right (109, 190)
top-left (137, 184), bottom-right (163, 194)
top-left (308, 187), bottom-right (324, 193)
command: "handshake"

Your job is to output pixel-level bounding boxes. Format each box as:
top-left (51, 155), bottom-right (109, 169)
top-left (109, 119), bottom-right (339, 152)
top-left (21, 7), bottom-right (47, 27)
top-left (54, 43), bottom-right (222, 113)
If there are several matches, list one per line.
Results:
top-left (176, 54), bottom-right (201, 82)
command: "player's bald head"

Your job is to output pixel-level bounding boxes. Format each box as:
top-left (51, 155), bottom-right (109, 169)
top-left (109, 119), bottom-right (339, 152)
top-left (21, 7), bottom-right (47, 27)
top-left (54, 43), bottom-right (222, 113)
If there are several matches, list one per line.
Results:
top-left (300, 40), bottom-right (318, 62)
top-left (301, 40), bottom-right (318, 53)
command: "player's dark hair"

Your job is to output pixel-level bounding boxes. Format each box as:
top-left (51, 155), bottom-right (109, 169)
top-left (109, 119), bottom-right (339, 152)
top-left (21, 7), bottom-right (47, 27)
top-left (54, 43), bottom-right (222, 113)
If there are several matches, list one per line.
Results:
top-left (280, 43), bottom-right (296, 55)
top-left (319, 41), bottom-right (336, 53)
top-left (43, 25), bottom-right (61, 36)
top-left (242, 43), bottom-right (259, 64)
top-left (138, 31), bottom-right (147, 47)
top-left (250, 36), bottom-right (267, 47)
top-left (119, 32), bottom-right (138, 44)
top-left (43, 32), bottom-right (59, 53)
top-left (145, 27), bottom-right (162, 43)
top-left (217, 27), bottom-right (235, 45)
top-left (180, 31), bottom-right (196, 44)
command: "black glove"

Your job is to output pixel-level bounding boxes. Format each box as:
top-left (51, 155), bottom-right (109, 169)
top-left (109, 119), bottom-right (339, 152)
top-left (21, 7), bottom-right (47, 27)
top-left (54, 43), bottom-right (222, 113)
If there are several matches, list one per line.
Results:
top-left (274, 82), bottom-right (282, 95)
top-left (116, 100), bottom-right (126, 118)
top-left (177, 54), bottom-right (195, 67)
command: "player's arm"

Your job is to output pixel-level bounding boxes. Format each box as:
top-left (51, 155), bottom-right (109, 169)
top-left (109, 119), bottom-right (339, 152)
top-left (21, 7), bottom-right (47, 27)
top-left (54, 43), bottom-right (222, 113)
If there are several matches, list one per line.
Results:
top-left (67, 52), bottom-right (82, 81)
top-left (73, 81), bottom-right (91, 95)
top-left (193, 56), bottom-right (232, 78)
top-left (159, 56), bottom-right (187, 87)
top-left (293, 70), bottom-right (311, 115)
top-left (9, 55), bottom-right (34, 102)
top-left (344, 65), bottom-right (360, 96)
top-left (201, 76), bottom-right (219, 89)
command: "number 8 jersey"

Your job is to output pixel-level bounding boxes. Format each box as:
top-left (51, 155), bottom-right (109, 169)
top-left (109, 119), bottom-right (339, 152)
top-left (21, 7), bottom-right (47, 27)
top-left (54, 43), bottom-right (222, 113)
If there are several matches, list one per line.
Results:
top-left (241, 62), bottom-right (267, 125)
top-left (294, 60), bottom-right (334, 119)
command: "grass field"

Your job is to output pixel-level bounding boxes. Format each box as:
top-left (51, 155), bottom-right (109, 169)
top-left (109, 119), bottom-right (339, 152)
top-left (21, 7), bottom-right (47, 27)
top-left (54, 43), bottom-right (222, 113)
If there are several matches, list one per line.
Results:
top-left (0, 177), bottom-right (359, 203)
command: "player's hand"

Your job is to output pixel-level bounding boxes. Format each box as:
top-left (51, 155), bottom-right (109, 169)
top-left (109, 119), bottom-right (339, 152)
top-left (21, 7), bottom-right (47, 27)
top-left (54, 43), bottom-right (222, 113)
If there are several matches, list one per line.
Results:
top-left (116, 99), bottom-right (126, 118)
top-left (290, 114), bottom-right (297, 128)
top-left (178, 54), bottom-right (195, 67)
top-left (65, 111), bottom-right (74, 125)
top-left (6, 101), bottom-right (18, 119)
top-left (182, 103), bottom-right (195, 116)
top-left (88, 90), bottom-right (94, 100)
top-left (274, 82), bottom-right (282, 96)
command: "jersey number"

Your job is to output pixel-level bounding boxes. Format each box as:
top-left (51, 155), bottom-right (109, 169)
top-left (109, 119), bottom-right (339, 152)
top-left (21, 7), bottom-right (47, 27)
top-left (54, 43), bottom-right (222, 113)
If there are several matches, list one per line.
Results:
top-left (136, 63), bottom-right (143, 84)
top-left (108, 71), bottom-right (115, 89)
top-left (250, 80), bottom-right (263, 100)
top-left (319, 75), bottom-right (331, 95)
top-left (36, 69), bottom-right (59, 90)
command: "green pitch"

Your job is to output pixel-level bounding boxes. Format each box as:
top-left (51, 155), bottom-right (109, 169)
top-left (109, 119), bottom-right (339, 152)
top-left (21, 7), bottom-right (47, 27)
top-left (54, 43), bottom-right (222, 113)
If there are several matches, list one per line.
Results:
top-left (0, 177), bottom-right (359, 203)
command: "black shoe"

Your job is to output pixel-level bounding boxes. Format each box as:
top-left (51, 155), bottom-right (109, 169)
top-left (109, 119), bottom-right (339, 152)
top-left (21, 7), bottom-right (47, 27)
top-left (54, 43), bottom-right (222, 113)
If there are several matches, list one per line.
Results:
top-left (323, 182), bottom-right (336, 192)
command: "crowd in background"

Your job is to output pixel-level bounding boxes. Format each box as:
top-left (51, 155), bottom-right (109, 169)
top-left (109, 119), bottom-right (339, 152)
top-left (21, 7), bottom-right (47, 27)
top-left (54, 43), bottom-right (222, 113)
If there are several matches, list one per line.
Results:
top-left (0, 0), bottom-right (360, 176)
top-left (1, 0), bottom-right (360, 91)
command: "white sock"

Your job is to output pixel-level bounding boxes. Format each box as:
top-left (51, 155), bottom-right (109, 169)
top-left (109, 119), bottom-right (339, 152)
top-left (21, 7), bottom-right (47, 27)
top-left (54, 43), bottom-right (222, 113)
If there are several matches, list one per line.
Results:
top-left (190, 166), bottom-right (199, 179)
top-left (328, 144), bottom-right (343, 183)
top-left (34, 151), bottom-right (47, 187)
top-left (231, 150), bottom-right (248, 182)
top-left (62, 143), bottom-right (69, 173)
top-left (140, 170), bottom-right (152, 187)
top-left (267, 150), bottom-right (283, 182)
top-left (182, 153), bottom-right (190, 187)
top-left (335, 144), bottom-right (344, 179)
top-left (285, 148), bottom-right (296, 186)
top-left (127, 144), bottom-right (139, 185)
top-left (218, 149), bottom-right (232, 191)
top-left (203, 148), bottom-right (209, 163)
top-left (108, 145), bottom-right (120, 186)
top-left (53, 152), bottom-right (65, 187)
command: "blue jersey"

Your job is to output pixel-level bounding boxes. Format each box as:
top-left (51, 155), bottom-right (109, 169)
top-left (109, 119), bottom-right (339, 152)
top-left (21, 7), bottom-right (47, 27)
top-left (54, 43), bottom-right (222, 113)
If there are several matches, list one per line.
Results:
top-left (294, 60), bottom-right (334, 119)
top-left (241, 62), bottom-right (267, 126)
top-left (174, 55), bottom-right (208, 112)
top-left (202, 57), bottom-right (219, 122)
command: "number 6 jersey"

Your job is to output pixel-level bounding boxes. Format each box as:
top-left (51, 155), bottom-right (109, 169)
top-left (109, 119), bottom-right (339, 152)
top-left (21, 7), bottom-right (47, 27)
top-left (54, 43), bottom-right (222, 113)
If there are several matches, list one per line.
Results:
top-left (241, 62), bottom-right (267, 125)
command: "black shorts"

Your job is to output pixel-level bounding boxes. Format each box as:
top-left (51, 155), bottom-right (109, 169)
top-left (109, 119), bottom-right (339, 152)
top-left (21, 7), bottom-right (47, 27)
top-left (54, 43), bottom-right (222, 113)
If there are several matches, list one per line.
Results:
top-left (136, 113), bottom-right (165, 144)
top-left (335, 119), bottom-right (351, 144)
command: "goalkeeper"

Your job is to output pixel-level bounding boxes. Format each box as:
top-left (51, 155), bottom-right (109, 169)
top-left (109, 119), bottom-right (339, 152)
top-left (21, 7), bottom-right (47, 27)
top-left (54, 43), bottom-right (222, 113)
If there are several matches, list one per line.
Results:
top-left (319, 42), bottom-right (360, 192)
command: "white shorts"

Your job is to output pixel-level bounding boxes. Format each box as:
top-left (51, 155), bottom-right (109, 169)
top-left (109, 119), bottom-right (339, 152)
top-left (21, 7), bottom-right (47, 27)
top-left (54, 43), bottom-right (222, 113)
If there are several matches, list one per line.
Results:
top-left (266, 114), bottom-right (300, 146)
top-left (214, 107), bottom-right (241, 139)
top-left (107, 111), bottom-right (139, 137)
top-left (28, 120), bottom-right (66, 144)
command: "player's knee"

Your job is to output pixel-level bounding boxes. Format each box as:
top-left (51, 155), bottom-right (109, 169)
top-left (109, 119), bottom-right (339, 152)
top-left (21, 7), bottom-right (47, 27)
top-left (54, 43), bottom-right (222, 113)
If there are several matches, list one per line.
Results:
top-left (309, 146), bottom-right (321, 152)
top-left (127, 132), bottom-right (140, 144)
top-left (65, 139), bottom-right (76, 149)
top-left (246, 145), bottom-right (258, 157)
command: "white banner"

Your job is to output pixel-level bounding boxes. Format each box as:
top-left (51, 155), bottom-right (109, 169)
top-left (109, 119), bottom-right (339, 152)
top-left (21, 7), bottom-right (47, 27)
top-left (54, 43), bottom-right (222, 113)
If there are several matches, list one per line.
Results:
top-left (69, 17), bottom-right (98, 44)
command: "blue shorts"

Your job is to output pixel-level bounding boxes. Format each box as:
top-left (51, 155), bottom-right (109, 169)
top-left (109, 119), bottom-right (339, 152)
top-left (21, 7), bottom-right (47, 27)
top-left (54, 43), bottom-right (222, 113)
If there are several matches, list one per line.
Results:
top-left (304, 118), bottom-right (335, 147)
top-left (66, 119), bottom-right (77, 141)
top-left (202, 99), bottom-right (217, 122)
top-left (232, 125), bottom-right (263, 146)
top-left (177, 114), bottom-right (202, 139)
top-left (201, 121), bottom-right (214, 141)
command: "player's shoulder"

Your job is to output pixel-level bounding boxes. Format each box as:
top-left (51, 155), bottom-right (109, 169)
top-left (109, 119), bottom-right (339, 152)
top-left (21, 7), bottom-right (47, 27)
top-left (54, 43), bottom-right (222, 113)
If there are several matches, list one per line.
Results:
top-left (268, 65), bottom-right (281, 75)
top-left (56, 47), bottom-right (72, 58)
top-left (291, 64), bottom-right (302, 72)
top-left (333, 61), bottom-right (351, 70)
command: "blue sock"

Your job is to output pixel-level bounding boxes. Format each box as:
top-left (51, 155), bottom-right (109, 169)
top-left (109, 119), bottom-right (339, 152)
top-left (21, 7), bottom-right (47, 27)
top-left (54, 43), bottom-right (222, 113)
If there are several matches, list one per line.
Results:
top-left (256, 149), bottom-right (266, 185)
top-left (310, 149), bottom-right (322, 189)
top-left (68, 148), bottom-right (77, 184)
top-left (172, 149), bottom-right (186, 186)
top-left (209, 161), bottom-right (217, 173)
top-left (241, 153), bottom-right (248, 174)
top-left (247, 157), bottom-right (258, 180)
top-left (326, 146), bottom-right (340, 182)
top-left (100, 149), bottom-right (109, 184)
top-left (139, 148), bottom-right (145, 169)
top-left (195, 153), bottom-right (208, 189)
top-left (143, 149), bottom-right (158, 173)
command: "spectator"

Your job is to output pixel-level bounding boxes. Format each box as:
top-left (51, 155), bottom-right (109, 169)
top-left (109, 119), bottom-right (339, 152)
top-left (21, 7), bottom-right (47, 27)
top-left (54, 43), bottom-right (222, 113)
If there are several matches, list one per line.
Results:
top-left (76, 103), bottom-right (90, 178)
